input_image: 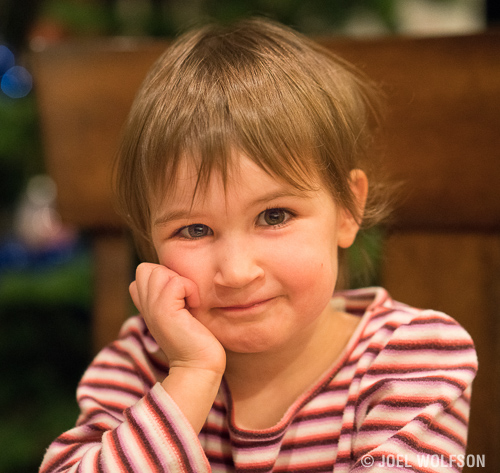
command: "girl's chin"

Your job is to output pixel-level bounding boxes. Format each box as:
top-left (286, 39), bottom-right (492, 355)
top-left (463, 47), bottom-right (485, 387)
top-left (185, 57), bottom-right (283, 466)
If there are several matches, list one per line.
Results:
top-left (216, 329), bottom-right (283, 355)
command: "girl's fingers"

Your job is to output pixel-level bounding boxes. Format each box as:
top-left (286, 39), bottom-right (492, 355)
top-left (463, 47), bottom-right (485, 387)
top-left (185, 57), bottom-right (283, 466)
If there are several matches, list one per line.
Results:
top-left (132, 262), bottom-right (200, 315)
top-left (132, 263), bottom-right (156, 312)
top-left (129, 280), bottom-right (142, 313)
top-left (183, 277), bottom-right (201, 310)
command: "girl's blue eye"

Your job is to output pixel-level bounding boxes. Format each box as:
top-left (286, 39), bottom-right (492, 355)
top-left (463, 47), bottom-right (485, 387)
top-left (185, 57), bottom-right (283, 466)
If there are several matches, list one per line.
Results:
top-left (258, 208), bottom-right (291, 226)
top-left (178, 224), bottom-right (212, 239)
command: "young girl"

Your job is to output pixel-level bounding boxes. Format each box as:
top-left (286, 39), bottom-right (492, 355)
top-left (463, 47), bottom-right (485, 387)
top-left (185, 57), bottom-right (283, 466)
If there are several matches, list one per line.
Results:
top-left (41, 18), bottom-right (477, 472)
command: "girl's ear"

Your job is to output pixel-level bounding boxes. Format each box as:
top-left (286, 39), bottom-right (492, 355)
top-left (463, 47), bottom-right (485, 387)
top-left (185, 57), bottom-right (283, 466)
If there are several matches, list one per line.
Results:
top-left (337, 169), bottom-right (369, 249)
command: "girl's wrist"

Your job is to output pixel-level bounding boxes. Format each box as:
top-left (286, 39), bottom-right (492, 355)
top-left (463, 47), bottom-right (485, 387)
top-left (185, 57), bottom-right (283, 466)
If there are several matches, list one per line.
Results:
top-left (166, 364), bottom-right (225, 384)
top-left (161, 365), bottom-right (224, 433)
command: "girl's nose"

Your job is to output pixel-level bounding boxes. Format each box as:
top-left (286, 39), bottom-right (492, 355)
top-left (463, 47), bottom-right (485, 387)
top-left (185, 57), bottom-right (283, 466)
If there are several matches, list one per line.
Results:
top-left (213, 238), bottom-right (264, 289)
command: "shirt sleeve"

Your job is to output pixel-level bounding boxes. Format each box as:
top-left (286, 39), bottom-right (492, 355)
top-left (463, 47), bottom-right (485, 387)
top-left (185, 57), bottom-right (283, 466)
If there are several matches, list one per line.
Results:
top-left (347, 310), bottom-right (478, 473)
top-left (40, 318), bottom-right (211, 472)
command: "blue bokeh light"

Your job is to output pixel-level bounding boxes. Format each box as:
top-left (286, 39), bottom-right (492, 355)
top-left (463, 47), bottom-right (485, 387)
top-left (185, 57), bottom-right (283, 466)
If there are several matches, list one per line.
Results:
top-left (1, 65), bottom-right (33, 98)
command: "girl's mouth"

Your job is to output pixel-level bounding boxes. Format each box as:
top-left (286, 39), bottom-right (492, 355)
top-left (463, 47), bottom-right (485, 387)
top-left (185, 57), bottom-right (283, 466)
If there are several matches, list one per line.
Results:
top-left (216, 297), bottom-right (276, 312)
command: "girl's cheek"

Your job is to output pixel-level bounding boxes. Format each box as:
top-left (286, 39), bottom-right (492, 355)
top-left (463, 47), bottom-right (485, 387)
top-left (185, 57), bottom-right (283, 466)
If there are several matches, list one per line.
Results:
top-left (274, 239), bottom-right (338, 291)
top-left (159, 246), bottom-right (212, 290)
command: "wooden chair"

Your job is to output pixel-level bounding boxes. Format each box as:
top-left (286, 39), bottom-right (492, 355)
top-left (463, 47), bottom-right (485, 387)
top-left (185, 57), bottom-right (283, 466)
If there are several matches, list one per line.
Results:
top-left (31, 31), bottom-right (500, 470)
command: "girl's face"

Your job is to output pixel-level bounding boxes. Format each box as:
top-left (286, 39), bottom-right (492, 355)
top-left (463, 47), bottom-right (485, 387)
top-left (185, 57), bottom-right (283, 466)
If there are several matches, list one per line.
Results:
top-left (151, 152), bottom-right (363, 355)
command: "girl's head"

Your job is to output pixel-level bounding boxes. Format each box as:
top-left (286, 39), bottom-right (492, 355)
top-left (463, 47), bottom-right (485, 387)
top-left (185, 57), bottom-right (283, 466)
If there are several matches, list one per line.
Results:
top-left (116, 17), bottom-right (387, 267)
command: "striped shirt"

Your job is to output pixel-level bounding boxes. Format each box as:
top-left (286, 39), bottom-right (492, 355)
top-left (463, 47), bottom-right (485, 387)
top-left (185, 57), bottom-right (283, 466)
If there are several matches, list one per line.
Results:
top-left (40, 287), bottom-right (477, 472)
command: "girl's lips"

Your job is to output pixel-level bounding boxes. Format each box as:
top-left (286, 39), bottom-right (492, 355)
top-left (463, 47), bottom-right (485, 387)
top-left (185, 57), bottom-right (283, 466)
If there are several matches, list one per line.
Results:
top-left (216, 297), bottom-right (276, 311)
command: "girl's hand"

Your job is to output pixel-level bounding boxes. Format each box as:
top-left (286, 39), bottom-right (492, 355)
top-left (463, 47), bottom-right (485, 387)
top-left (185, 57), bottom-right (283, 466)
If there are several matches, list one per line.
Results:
top-left (130, 263), bottom-right (226, 433)
top-left (129, 263), bottom-right (226, 376)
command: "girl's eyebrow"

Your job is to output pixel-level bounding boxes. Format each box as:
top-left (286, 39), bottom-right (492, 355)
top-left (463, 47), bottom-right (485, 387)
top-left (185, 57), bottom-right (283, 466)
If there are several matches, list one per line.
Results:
top-left (154, 209), bottom-right (196, 227)
top-left (249, 189), bottom-right (310, 207)
top-left (153, 189), bottom-right (310, 227)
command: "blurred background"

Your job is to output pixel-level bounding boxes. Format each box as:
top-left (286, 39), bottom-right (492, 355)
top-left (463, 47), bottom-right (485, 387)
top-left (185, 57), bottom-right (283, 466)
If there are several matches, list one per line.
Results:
top-left (0, 1), bottom-right (497, 471)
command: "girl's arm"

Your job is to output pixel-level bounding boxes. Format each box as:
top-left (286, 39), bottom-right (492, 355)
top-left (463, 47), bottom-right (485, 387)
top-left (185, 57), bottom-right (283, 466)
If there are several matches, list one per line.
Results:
top-left (41, 384), bottom-right (211, 472)
top-left (40, 326), bottom-right (213, 472)
top-left (41, 262), bottom-right (225, 472)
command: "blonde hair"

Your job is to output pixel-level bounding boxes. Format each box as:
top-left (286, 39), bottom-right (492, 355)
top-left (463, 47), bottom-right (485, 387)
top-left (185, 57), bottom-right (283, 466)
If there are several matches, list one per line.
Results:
top-left (116, 17), bottom-right (388, 264)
